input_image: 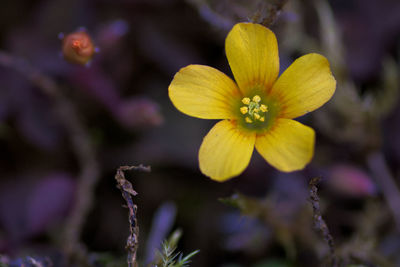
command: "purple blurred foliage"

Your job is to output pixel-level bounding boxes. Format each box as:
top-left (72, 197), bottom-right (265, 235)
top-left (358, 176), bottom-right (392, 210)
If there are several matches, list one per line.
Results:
top-left (336, 0), bottom-right (400, 82)
top-left (113, 119), bottom-right (207, 167)
top-left (144, 202), bottom-right (177, 264)
top-left (0, 178), bottom-right (34, 248)
top-left (116, 97), bottom-right (163, 129)
top-left (270, 173), bottom-right (308, 210)
top-left (384, 100), bottom-right (400, 165)
top-left (220, 213), bottom-right (269, 253)
top-left (0, 173), bottom-right (75, 251)
top-left (25, 173), bottom-right (76, 236)
top-left (93, 19), bottom-right (136, 81)
top-left (0, 69), bottom-right (63, 150)
top-left (4, 12), bottom-right (164, 131)
top-left (69, 66), bottom-right (163, 129)
top-left (196, 4), bottom-right (234, 31)
top-left (69, 66), bottom-right (121, 111)
top-left (96, 20), bottom-right (129, 53)
top-left (328, 164), bottom-right (376, 197)
top-left (136, 21), bottom-right (205, 75)
top-left (8, 256), bottom-right (53, 267)
top-left (6, 29), bottom-right (68, 76)
top-left (0, 74), bottom-right (15, 122)
top-left (0, 255), bottom-right (9, 265)
top-left (15, 97), bottom-right (63, 151)
top-left (379, 234), bottom-right (400, 265)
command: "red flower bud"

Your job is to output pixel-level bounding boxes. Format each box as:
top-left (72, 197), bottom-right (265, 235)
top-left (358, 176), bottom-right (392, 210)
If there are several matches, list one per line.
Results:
top-left (61, 30), bottom-right (95, 65)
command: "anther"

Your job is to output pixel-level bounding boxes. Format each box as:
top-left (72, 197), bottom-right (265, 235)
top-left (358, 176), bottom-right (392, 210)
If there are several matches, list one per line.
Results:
top-left (242, 97), bottom-right (251, 105)
top-left (240, 95), bottom-right (269, 124)
top-left (240, 106), bottom-right (248, 114)
top-left (252, 95), bottom-right (261, 103)
top-left (260, 104), bottom-right (268, 112)
top-left (245, 117), bottom-right (253, 123)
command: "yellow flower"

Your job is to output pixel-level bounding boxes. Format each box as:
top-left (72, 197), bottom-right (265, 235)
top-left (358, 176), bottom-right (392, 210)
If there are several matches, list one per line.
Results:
top-left (168, 22), bottom-right (336, 182)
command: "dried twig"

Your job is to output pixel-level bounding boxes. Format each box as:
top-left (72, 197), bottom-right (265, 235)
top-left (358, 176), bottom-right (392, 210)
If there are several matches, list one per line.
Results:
top-left (309, 177), bottom-right (338, 267)
top-left (0, 51), bottom-right (100, 261)
top-left (115, 165), bottom-right (151, 267)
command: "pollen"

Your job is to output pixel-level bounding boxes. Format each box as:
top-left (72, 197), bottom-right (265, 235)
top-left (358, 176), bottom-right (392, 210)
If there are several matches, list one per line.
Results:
top-left (240, 106), bottom-right (248, 114)
top-left (239, 95), bottom-right (268, 123)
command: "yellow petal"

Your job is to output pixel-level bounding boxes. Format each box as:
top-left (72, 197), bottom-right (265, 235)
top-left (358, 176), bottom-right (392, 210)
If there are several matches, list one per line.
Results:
top-left (199, 120), bottom-right (256, 181)
top-left (225, 23), bottom-right (279, 96)
top-left (255, 119), bottom-right (315, 172)
top-left (169, 64), bottom-right (241, 119)
top-left (269, 53), bottom-right (336, 119)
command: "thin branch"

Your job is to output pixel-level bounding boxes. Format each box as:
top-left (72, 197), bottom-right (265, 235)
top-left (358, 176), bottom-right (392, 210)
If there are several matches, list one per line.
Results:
top-left (309, 177), bottom-right (338, 267)
top-left (0, 51), bottom-right (100, 261)
top-left (115, 165), bottom-right (151, 267)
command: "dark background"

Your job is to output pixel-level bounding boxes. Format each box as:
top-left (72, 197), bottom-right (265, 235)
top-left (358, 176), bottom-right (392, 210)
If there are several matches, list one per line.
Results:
top-left (1, 0), bottom-right (400, 266)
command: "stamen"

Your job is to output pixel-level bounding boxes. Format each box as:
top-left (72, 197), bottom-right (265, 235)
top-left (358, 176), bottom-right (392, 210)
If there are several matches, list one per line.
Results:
top-left (240, 95), bottom-right (269, 124)
top-left (260, 104), bottom-right (268, 112)
top-left (242, 97), bottom-right (251, 105)
top-left (240, 106), bottom-right (248, 114)
top-left (252, 95), bottom-right (261, 103)
top-left (245, 117), bottom-right (253, 123)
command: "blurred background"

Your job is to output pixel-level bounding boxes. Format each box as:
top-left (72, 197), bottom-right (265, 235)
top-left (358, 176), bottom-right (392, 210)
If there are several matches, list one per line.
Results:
top-left (1, 0), bottom-right (400, 266)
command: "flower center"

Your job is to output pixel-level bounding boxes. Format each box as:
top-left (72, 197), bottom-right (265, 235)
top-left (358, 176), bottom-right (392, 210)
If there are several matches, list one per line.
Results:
top-left (240, 95), bottom-right (268, 123)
